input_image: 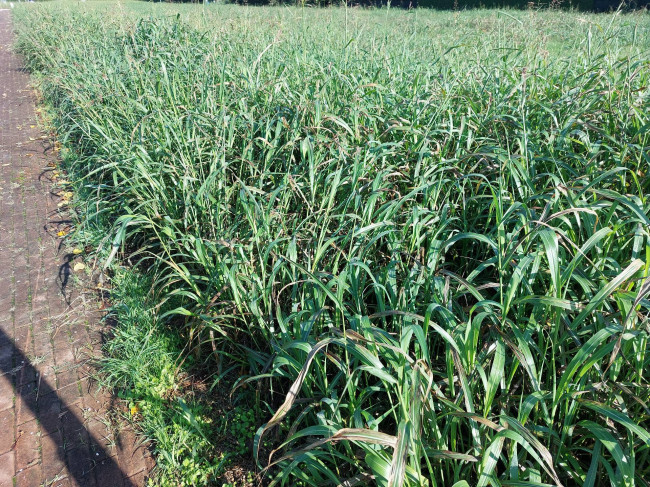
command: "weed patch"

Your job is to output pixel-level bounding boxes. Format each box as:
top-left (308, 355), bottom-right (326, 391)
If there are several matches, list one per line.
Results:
top-left (13, 2), bottom-right (650, 486)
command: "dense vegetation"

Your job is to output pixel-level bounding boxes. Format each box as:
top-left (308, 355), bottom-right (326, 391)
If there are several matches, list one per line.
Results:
top-left (14, 2), bottom-right (650, 486)
top-left (155, 0), bottom-right (640, 14)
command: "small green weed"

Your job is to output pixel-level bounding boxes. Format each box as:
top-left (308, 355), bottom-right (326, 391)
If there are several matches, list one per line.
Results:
top-left (227, 407), bottom-right (257, 456)
top-left (221, 470), bottom-right (256, 487)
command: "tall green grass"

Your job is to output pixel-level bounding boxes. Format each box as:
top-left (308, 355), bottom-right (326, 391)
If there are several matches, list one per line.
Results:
top-left (14, 2), bottom-right (650, 485)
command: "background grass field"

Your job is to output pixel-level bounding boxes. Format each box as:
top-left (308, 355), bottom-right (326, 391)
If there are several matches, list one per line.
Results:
top-left (13, 2), bottom-right (650, 486)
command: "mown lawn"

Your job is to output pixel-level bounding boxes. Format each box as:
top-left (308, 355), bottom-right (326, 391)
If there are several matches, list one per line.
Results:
top-left (13, 2), bottom-right (650, 486)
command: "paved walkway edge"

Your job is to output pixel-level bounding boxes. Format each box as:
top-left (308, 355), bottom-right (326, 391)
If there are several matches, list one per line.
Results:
top-left (0, 10), bottom-right (151, 487)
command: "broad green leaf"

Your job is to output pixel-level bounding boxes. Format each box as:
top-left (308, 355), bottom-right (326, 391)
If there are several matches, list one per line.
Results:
top-left (388, 420), bottom-right (411, 487)
top-left (580, 400), bottom-right (650, 446)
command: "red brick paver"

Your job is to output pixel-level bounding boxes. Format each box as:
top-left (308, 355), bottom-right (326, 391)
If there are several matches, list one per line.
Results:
top-left (0, 9), bottom-right (151, 487)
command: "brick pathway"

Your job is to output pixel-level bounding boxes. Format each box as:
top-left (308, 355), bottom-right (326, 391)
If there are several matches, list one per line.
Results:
top-left (0, 9), bottom-right (151, 487)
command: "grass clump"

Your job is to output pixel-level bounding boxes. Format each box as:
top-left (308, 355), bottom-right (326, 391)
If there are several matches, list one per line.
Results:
top-left (96, 269), bottom-right (223, 486)
top-left (13, 2), bottom-right (650, 486)
top-left (95, 268), bottom-right (257, 485)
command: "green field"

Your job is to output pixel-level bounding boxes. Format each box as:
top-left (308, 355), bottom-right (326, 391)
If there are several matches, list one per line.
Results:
top-left (13, 2), bottom-right (650, 486)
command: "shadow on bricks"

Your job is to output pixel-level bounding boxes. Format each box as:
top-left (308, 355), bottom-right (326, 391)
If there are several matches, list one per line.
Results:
top-left (1, 328), bottom-right (137, 487)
